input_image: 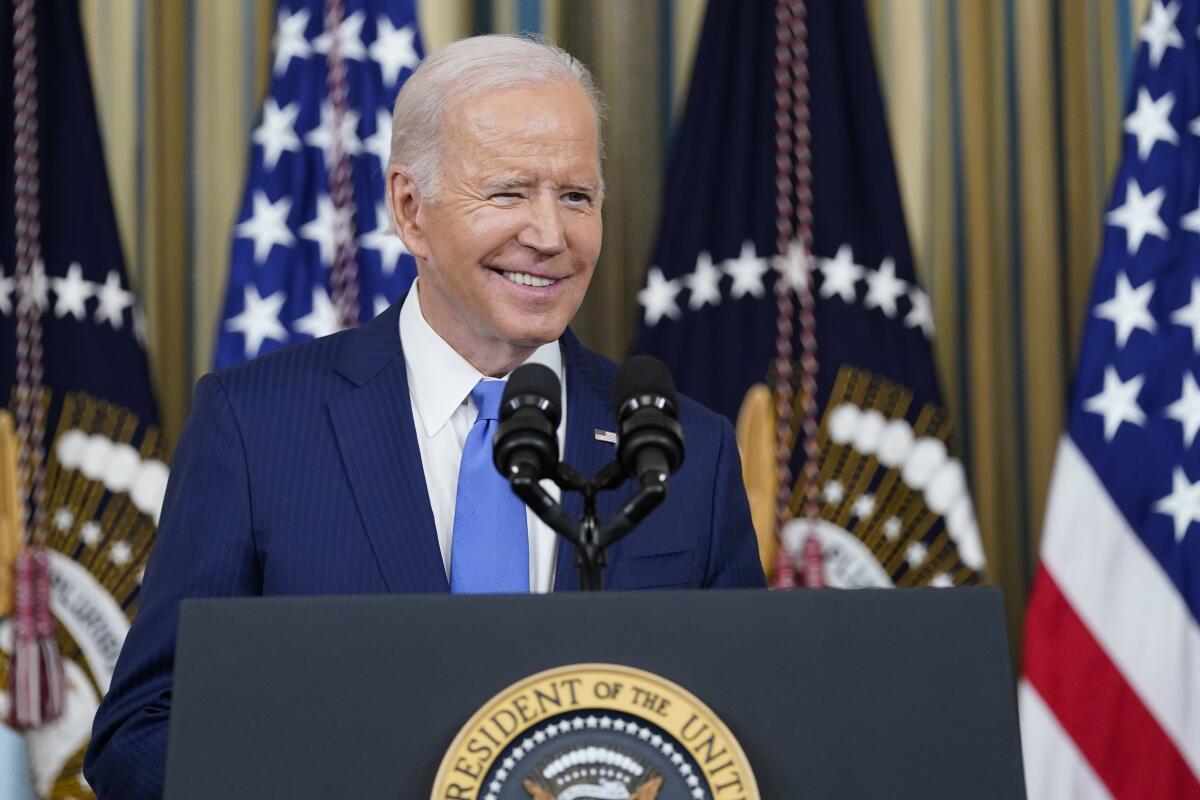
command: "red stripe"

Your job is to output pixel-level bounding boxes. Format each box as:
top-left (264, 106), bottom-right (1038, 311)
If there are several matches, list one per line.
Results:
top-left (1024, 565), bottom-right (1200, 799)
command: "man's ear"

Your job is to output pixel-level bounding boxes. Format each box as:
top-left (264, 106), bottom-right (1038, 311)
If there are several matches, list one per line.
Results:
top-left (387, 165), bottom-right (432, 259)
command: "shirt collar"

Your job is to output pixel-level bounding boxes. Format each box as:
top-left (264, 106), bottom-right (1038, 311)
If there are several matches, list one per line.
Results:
top-left (399, 278), bottom-right (564, 438)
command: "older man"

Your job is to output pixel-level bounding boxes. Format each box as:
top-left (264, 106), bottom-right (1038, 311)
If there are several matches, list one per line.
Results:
top-left (84, 35), bottom-right (763, 799)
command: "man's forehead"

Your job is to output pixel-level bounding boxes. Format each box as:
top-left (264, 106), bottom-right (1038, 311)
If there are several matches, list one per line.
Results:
top-left (445, 83), bottom-right (598, 141)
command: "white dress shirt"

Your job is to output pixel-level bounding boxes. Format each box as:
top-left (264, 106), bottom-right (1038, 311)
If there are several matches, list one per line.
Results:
top-left (399, 280), bottom-right (565, 593)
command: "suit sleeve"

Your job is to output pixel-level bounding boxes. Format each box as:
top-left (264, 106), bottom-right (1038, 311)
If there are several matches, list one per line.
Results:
top-left (704, 417), bottom-right (767, 588)
top-left (84, 374), bottom-right (261, 800)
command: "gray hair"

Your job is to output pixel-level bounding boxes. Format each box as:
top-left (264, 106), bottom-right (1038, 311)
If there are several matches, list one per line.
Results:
top-left (388, 34), bottom-right (606, 199)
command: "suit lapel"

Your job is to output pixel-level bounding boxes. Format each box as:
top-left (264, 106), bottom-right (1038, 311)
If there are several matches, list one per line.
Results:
top-left (326, 301), bottom-right (448, 593)
top-left (554, 332), bottom-right (620, 592)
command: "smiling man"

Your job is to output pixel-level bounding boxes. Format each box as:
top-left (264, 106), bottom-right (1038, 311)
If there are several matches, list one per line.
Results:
top-left (84, 36), bottom-right (763, 799)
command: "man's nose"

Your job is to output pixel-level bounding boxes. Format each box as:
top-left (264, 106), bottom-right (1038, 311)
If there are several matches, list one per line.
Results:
top-left (517, 192), bottom-right (567, 255)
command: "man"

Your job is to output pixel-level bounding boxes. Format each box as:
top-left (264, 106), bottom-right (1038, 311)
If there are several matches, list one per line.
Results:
top-left (84, 35), bottom-right (763, 799)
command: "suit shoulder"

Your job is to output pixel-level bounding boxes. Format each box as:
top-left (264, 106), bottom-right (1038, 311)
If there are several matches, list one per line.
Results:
top-left (210, 304), bottom-right (402, 405)
top-left (211, 331), bottom-right (349, 399)
top-left (677, 391), bottom-right (734, 442)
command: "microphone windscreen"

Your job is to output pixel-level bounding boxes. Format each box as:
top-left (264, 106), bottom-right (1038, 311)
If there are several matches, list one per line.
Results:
top-left (503, 363), bottom-right (561, 412)
top-left (613, 355), bottom-right (678, 415)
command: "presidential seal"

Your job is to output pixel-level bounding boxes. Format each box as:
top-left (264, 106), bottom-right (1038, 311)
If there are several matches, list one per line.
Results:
top-left (431, 664), bottom-right (759, 800)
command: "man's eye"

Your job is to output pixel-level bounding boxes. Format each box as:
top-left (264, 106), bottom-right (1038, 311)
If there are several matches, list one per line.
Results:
top-left (563, 192), bottom-right (590, 204)
top-left (492, 192), bottom-right (522, 199)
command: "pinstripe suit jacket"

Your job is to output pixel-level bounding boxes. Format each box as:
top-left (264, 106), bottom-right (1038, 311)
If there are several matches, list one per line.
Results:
top-left (83, 300), bottom-right (765, 799)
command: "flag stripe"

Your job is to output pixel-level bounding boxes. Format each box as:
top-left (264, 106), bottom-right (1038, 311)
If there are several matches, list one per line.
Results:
top-left (1040, 436), bottom-right (1200, 778)
top-left (1018, 680), bottom-right (1113, 800)
top-left (1025, 564), bottom-right (1200, 798)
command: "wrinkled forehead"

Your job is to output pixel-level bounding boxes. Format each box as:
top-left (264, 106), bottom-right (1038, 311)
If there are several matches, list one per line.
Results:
top-left (441, 82), bottom-right (603, 173)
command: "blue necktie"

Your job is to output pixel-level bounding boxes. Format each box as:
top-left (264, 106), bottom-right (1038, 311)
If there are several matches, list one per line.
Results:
top-left (450, 379), bottom-right (530, 593)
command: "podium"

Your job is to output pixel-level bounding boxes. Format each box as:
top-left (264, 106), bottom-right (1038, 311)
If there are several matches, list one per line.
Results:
top-left (164, 588), bottom-right (1025, 799)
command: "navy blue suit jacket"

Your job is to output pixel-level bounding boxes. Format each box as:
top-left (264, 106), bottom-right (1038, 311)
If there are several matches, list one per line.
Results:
top-left (83, 302), bottom-right (764, 799)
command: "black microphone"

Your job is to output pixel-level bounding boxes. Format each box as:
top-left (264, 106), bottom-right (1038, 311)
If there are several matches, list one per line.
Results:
top-left (493, 363), bottom-right (562, 481)
top-left (613, 355), bottom-right (685, 483)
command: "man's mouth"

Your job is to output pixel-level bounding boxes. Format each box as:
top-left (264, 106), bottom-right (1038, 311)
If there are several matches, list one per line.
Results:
top-left (498, 269), bottom-right (560, 288)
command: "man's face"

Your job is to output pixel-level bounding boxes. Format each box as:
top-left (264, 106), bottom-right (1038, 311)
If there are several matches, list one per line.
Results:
top-left (397, 81), bottom-right (603, 367)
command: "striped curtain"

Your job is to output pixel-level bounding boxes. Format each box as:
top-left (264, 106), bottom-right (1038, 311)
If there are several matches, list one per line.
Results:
top-left (78, 0), bottom-right (1148, 645)
top-left (868, 0), bottom-right (1150, 644)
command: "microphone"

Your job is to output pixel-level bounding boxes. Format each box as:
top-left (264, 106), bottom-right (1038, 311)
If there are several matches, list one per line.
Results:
top-left (613, 355), bottom-right (685, 483)
top-left (493, 363), bottom-right (562, 481)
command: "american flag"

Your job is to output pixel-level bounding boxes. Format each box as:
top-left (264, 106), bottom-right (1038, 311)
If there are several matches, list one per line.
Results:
top-left (634, 0), bottom-right (984, 588)
top-left (215, 0), bottom-right (421, 369)
top-left (1020, 1), bottom-right (1200, 797)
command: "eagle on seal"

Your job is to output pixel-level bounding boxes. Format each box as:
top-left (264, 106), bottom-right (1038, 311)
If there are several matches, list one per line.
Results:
top-left (523, 775), bottom-right (663, 800)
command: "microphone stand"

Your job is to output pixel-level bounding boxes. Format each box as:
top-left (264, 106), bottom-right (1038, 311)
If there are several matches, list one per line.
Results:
top-left (506, 460), bottom-right (668, 591)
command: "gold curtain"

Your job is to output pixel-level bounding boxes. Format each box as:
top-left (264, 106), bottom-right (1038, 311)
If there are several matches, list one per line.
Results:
top-left (867, 0), bottom-right (1149, 647)
top-left (80, 0), bottom-right (1148, 650)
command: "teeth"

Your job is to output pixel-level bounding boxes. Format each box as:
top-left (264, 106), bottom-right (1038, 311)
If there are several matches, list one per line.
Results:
top-left (501, 270), bottom-right (555, 288)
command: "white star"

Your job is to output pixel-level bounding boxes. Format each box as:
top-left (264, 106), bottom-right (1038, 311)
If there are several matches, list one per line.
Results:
top-left (773, 240), bottom-right (811, 292)
top-left (79, 521), bottom-right (102, 546)
top-left (294, 287), bottom-right (341, 340)
top-left (822, 480), bottom-right (845, 505)
top-left (1191, 115), bottom-right (1200, 137)
top-left (1139, 0), bottom-right (1183, 68)
top-left (1171, 279), bottom-right (1200, 351)
top-left (1094, 272), bottom-right (1156, 348)
top-left (905, 288), bottom-right (934, 337)
top-left (852, 493), bottom-right (876, 519)
top-left (1153, 466), bottom-right (1200, 542)
top-left (253, 98), bottom-right (302, 170)
top-left (374, 294), bottom-right (390, 318)
top-left (272, 7), bottom-right (312, 75)
top-left (1106, 179), bottom-right (1168, 255)
top-left (17, 258), bottom-right (49, 314)
top-left (930, 573), bottom-right (954, 588)
top-left (133, 305), bottom-right (148, 348)
top-left (360, 201), bottom-right (407, 274)
top-left (1124, 88), bottom-right (1178, 160)
top-left (54, 507), bottom-right (74, 531)
top-left (363, 109), bottom-right (393, 174)
top-left (236, 191), bottom-right (295, 264)
top-left (300, 195), bottom-right (350, 267)
top-left (1181, 187), bottom-right (1200, 234)
top-left (883, 516), bottom-right (902, 540)
top-left (370, 18), bottom-right (419, 87)
top-left (638, 267), bottom-right (681, 325)
top-left (1167, 372), bottom-right (1200, 448)
top-left (312, 10), bottom-right (367, 61)
top-left (109, 540), bottom-right (133, 567)
top-left (906, 541), bottom-right (927, 567)
top-left (51, 262), bottom-right (94, 320)
top-left (94, 271), bottom-right (134, 329)
top-left (682, 251), bottom-right (722, 309)
top-left (1083, 366), bottom-right (1146, 441)
top-left (863, 258), bottom-right (908, 318)
top-left (0, 271), bottom-right (13, 315)
top-left (305, 103), bottom-right (362, 169)
top-left (724, 241), bottom-right (768, 299)
top-left (225, 284), bottom-right (287, 358)
top-left (819, 244), bottom-right (862, 303)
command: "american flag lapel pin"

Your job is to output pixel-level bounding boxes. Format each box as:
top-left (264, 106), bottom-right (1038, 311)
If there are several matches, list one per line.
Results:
top-left (594, 429), bottom-right (617, 444)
